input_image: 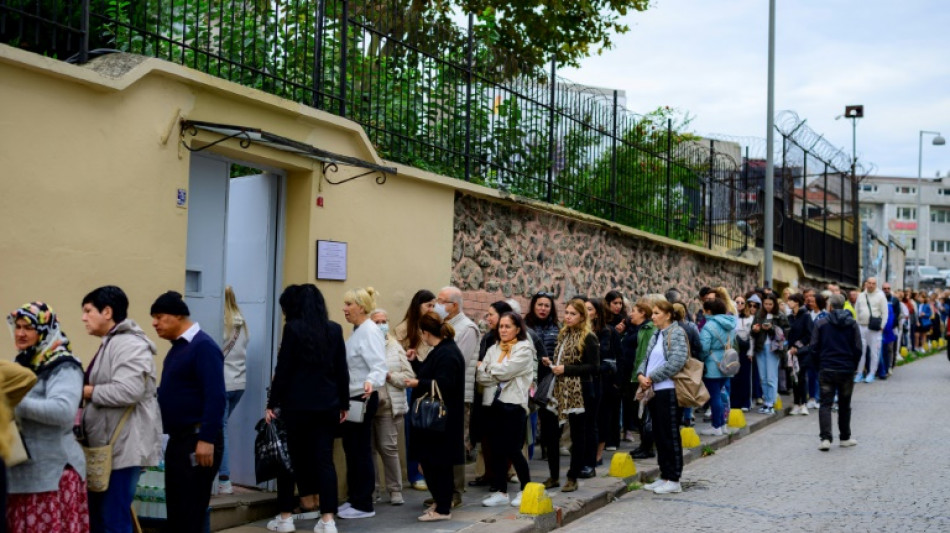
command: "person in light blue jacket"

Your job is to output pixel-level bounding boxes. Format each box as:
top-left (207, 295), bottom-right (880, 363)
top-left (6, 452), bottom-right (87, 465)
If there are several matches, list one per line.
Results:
top-left (698, 298), bottom-right (736, 436)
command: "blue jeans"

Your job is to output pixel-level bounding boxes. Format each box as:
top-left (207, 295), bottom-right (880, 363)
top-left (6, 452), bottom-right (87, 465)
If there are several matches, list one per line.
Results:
top-left (756, 346), bottom-right (780, 407)
top-left (807, 367), bottom-right (820, 400)
top-left (89, 466), bottom-right (141, 533)
top-left (702, 377), bottom-right (727, 429)
top-left (219, 389), bottom-right (245, 479)
top-left (405, 388), bottom-right (423, 483)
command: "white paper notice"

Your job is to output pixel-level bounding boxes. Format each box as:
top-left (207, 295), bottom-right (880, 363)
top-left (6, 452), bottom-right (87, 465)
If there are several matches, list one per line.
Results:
top-left (317, 240), bottom-right (347, 281)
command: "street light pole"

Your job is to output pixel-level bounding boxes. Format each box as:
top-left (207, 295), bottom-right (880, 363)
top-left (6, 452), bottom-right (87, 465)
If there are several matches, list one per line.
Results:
top-left (915, 130), bottom-right (947, 290)
top-left (763, 0), bottom-right (776, 289)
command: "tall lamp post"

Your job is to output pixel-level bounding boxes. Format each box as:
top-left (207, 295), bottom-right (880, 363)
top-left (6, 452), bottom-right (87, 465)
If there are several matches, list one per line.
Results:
top-left (914, 130), bottom-right (946, 289)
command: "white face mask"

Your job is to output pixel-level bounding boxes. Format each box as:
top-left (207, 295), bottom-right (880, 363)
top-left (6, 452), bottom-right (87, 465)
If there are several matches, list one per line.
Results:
top-left (377, 323), bottom-right (389, 336)
top-left (433, 303), bottom-right (449, 320)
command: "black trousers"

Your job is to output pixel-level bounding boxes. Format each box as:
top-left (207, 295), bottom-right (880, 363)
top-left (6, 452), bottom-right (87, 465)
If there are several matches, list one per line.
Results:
top-left (341, 392), bottom-right (379, 512)
top-left (566, 412), bottom-right (588, 480)
top-left (819, 371), bottom-right (854, 442)
top-left (731, 338), bottom-right (753, 409)
top-left (647, 389), bottom-right (682, 482)
top-left (164, 430), bottom-right (222, 533)
top-left (419, 461), bottom-right (454, 515)
top-left (487, 401), bottom-right (530, 492)
top-left (583, 379), bottom-right (601, 468)
top-left (598, 381), bottom-right (622, 449)
top-left (538, 407), bottom-right (560, 480)
top-left (635, 404), bottom-right (654, 452)
top-left (792, 365), bottom-right (809, 405)
top-left (282, 409), bottom-right (340, 514)
top-left (621, 383), bottom-right (638, 434)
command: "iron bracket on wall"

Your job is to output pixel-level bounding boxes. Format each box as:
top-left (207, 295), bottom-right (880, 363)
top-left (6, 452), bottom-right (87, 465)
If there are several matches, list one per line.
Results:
top-left (180, 120), bottom-right (394, 185)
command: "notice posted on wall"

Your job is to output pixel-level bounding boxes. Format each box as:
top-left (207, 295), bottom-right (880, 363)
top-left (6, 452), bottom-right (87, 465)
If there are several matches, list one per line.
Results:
top-left (316, 240), bottom-right (347, 281)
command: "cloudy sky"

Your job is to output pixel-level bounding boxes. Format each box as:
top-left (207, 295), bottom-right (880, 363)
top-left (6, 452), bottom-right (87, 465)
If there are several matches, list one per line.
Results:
top-left (560, 0), bottom-right (950, 179)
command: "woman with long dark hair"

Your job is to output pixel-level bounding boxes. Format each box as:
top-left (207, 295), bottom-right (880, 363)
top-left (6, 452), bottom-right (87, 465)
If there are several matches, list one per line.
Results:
top-left (266, 284), bottom-right (348, 533)
top-left (637, 301), bottom-right (688, 495)
top-left (731, 294), bottom-right (755, 411)
top-left (405, 313), bottom-right (465, 522)
top-left (476, 312), bottom-right (535, 507)
top-left (785, 293), bottom-right (814, 416)
top-left (542, 298), bottom-right (599, 493)
top-left (751, 293), bottom-right (789, 415)
top-left (605, 290), bottom-right (627, 333)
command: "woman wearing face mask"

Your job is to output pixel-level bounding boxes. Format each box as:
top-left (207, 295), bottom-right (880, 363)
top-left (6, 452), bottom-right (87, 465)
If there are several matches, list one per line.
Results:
top-left (751, 294), bottom-right (788, 415)
top-left (368, 309), bottom-right (414, 506)
top-left (541, 298), bottom-right (599, 493)
top-left (476, 312), bottom-right (535, 508)
top-left (394, 290), bottom-right (436, 492)
top-left (468, 301), bottom-right (513, 489)
top-left (339, 288), bottom-right (388, 519)
top-left (404, 313), bottom-right (465, 522)
top-left (636, 301), bottom-right (689, 495)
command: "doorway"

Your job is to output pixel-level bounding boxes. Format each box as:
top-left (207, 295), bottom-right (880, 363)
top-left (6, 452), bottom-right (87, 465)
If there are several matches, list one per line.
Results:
top-left (185, 153), bottom-right (285, 487)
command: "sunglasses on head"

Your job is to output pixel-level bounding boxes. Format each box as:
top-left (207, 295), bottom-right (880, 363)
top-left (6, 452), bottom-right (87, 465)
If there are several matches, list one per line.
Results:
top-left (535, 292), bottom-right (555, 298)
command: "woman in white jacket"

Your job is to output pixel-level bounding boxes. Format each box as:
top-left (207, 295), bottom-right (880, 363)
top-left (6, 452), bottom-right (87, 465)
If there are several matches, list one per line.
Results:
top-left (369, 309), bottom-right (414, 506)
top-left (476, 312), bottom-right (535, 508)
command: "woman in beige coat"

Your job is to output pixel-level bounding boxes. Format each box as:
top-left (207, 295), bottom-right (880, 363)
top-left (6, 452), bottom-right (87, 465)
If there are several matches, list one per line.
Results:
top-left (80, 286), bottom-right (162, 533)
top-left (369, 309), bottom-right (414, 506)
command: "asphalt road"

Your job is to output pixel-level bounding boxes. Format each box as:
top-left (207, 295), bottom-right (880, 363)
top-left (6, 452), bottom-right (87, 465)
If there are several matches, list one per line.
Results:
top-left (560, 352), bottom-right (950, 532)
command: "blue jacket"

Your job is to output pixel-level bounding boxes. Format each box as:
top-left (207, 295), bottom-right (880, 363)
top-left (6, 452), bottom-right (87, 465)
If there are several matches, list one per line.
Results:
top-left (699, 314), bottom-right (737, 379)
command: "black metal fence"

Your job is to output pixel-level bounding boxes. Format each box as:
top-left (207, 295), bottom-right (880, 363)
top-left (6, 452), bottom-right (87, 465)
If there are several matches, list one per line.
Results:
top-left (1, 0), bottom-right (749, 250)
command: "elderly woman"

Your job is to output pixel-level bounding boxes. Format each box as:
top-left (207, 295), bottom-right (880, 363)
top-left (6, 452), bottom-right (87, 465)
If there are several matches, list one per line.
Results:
top-left (369, 308), bottom-right (414, 506)
top-left (405, 313), bottom-right (465, 522)
top-left (79, 286), bottom-right (162, 533)
top-left (637, 300), bottom-right (689, 495)
top-left (339, 287), bottom-right (388, 520)
top-left (7, 302), bottom-right (88, 533)
top-left (476, 312), bottom-right (535, 508)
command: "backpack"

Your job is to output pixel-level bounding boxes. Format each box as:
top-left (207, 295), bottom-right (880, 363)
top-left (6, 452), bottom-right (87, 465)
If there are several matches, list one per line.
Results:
top-left (713, 327), bottom-right (740, 377)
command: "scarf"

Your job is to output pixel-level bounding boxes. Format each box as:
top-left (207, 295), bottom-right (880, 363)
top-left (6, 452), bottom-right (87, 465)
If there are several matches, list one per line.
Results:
top-left (496, 338), bottom-right (517, 363)
top-left (551, 327), bottom-right (587, 424)
top-left (8, 302), bottom-right (79, 376)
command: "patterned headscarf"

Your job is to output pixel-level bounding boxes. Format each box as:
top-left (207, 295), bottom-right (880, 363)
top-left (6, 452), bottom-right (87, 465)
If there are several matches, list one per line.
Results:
top-left (7, 301), bottom-right (77, 374)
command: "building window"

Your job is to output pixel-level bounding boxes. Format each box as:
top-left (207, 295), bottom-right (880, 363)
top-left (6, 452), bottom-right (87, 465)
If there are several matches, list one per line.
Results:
top-left (859, 206), bottom-right (874, 221)
top-left (932, 240), bottom-right (950, 253)
top-left (938, 188), bottom-right (950, 196)
top-left (896, 207), bottom-right (917, 220)
top-left (910, 238), bottom-right (917, 251)
top-left (859, 184), bottom-right (878, 193)
top-left (933, 208), bottom-right (950, 224)
top-left (896, 186), bottom-right (917, 195)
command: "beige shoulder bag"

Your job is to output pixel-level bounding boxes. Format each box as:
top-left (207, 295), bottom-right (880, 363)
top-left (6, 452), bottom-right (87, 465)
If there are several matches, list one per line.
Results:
top-left (83, 406), bottom-right (134, 492)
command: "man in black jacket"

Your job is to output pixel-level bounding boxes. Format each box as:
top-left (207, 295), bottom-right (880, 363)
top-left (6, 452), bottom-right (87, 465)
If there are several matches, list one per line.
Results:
top-left (809, 294), bottom-right (862, 451)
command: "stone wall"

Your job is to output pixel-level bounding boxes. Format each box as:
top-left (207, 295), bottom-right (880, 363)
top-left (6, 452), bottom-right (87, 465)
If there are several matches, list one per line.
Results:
top-left (452, 193), bottom-right (759, 321)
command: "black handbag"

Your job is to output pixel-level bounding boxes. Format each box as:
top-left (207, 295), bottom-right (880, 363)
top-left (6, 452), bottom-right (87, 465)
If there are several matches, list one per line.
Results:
top-left (411, 381), bottom-right (447, 432)
top-left (530, 373), bottom-right (555, 408)
top-left (254, 417), bottom-right (293, 483)
top-left (866, 294), bottom-right (882, 331)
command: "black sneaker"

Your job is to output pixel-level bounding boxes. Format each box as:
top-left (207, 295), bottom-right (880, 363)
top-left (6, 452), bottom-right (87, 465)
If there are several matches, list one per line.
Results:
top-left (578, 467), bottom-right (596, 479)
top-left (630, 449), bottom-right (656, 459)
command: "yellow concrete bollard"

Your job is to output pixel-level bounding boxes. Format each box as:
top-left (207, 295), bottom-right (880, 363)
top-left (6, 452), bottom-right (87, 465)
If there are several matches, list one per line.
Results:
top-left (774, 396), bottom-right (783, 410)
top-left (608, 452), bottom-right (637, 477)
top-left (518, 482), bottom-right (553, 515)
top-left (727, 408), bottom-right (747, 429)
top-left (900, 346), bottom-right (908, 357)
top-left (681, 426), bottom-right (701, 448)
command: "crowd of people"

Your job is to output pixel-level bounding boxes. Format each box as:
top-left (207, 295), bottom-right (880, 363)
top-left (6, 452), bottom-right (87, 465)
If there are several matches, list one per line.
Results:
top-left (2, 276), bottom-right (940, 533)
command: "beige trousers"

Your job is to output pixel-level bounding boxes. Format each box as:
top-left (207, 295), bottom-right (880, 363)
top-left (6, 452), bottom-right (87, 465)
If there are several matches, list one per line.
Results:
top-left (372, 403), bottom-right (404, 494)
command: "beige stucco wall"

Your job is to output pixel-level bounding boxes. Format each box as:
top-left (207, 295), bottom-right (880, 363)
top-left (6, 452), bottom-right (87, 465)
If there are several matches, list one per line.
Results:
top-left (0, 45), bottom-right (454, 365)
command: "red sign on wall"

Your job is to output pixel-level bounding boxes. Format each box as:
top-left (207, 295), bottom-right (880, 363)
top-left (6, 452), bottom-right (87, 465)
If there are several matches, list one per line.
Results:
top-left (888, 220), bottom-right (917, 232)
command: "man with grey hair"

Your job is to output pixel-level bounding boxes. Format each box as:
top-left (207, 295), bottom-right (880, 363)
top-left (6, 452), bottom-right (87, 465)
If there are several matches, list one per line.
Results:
top-left (808, 294), bottom-right (862, 451)
top-left (436, 286), bottom-right (480, 504)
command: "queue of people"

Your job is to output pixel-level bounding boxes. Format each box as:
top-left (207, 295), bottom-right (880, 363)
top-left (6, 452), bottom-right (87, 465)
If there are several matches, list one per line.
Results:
top-left (6, 277), bottom-right (915, 532)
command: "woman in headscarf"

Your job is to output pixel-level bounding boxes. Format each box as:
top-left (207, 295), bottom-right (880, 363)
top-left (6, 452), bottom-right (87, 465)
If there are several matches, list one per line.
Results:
top-left (7, 302), bottom-right (88, 533)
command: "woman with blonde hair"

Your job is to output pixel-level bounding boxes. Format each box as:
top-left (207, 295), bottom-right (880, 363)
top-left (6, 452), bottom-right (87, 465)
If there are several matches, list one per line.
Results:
top-left (541, 298), bottom-right (599, 493)
top-left (339, 287), bottom-right (388, 519)
top-left (368, 309), bottom-right (414, 506)
top-left (713, 287), bottom-right (738, 316)
top-left (218, 286), bottom-right (249, 494)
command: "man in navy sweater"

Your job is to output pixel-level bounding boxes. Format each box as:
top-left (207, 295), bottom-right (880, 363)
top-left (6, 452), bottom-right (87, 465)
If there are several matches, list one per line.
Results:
top-left (152, 291), bottom-right (226, 532)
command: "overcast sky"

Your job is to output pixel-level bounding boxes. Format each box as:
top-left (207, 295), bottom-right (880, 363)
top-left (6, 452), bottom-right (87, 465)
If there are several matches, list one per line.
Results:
top-left (560, 0), bottom-right (950, 179)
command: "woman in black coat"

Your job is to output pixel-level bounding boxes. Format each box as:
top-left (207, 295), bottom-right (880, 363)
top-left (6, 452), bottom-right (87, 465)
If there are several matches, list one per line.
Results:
top-left (405, 312), bottom-right (465, 522)
top-left (785, 293), bottom-right (814, 416)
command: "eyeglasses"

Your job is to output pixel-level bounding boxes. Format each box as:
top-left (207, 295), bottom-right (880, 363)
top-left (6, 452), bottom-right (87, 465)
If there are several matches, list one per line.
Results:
top-left (535, 292), bottom-right (555, 298)
top-left (736, 300), bottom-right (746, 305)
top-left (748, 303), bottom-right (760, 307)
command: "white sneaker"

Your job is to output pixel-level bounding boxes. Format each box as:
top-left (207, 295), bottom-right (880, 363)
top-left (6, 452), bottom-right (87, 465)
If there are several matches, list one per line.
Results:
top-left (217, 480), bottom-right (234, 495)
top-left (481, 491), bottom-right (510, 507)
top-left (337, 507), bottom-right (376, 519)
top-left (818, 440), bottom-right (831, 451)
top-left (390, 492), bottom-right (404, 506)
top-left (510, 491), bottom-right (524, 507)
top-left (642, 478), bottom-right (665, 490)
top-left (314, 518), bottom-right (338, 533)
top-left (267, 515), bottom-right (295, 532)
top-left (807, 399), bottom-right (819, 409)
top-left (799, 405), bottom-right (809, 416)
top-left (338, 502), bottom-right (351, 512)
top-left (559, 447), bottom-right (571, 456)
top-left (605, 446), bottom-right (618, 451)
top-left (653, 480), bottom-right (682, 494)
top-left (790, 406), bottom-right (801, 416)
top-left (840, 438), bottom-right (858, 447)
top-left (699, 426), bottom-right (722, 436)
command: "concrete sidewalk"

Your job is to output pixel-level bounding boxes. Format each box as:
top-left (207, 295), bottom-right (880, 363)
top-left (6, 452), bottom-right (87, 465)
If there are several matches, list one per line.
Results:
top-left (216, 405), bottom-right (793, 533)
